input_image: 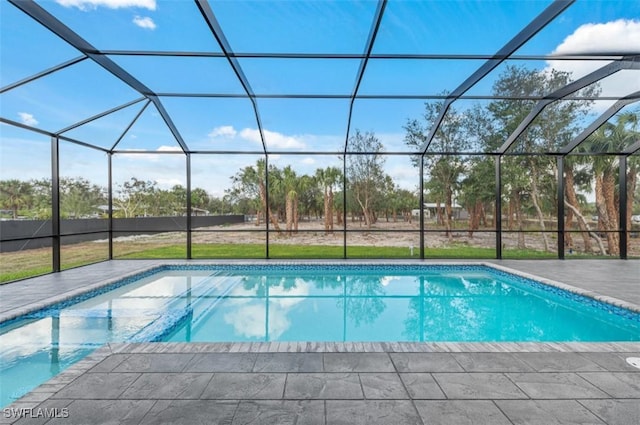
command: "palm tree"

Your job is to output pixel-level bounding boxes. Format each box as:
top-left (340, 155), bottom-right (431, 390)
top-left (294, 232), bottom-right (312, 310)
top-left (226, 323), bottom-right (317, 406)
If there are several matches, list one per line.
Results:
top-left (316, 166), bottom-right (342, 234)
top-left (582, 112), bottom-right (638, 255)
top-left (229, 159), bottom-right (280, 232)
top-left (0, 179), bottom-right (33, 219)
top-left (282, 166), bottom-right (298, 235)
top-left (563, 156), bottom-right (598, 253)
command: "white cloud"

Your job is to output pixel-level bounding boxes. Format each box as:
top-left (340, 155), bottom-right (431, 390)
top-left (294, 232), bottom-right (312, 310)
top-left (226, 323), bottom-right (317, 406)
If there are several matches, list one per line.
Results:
top-left (222, 279), bottom-right (309, 339)
top-left (132, 16), bottom-right (156, 30)
top-left (546, 20), bottom-right (640, 111)
top-left (18, 112), bottom-right (38, 126)
top-left (301, 157), bottom-right (315, 165)
top-left (119, 145), bottom-right (183, 162)
top-left (550, 19), bottom-right (640, 56)
top-left (223, 303), bottom-right (292, 339)
top-left (56, 0), bottom-right (156, 10)
top-left (155, 177), bottom-right (183, 189)
top-left (157, 145), bottom-right (182, 152)
top-left (240, 128), bottom-right (306, 149)
top-left (208, 125), bottom-right (237, 139)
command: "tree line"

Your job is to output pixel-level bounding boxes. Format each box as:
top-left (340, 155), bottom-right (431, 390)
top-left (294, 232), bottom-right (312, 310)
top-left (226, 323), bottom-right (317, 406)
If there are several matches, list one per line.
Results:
top-left (1, 65), bottom-right (638, 255)
top-left (404, 66), bottom-right (639, 255)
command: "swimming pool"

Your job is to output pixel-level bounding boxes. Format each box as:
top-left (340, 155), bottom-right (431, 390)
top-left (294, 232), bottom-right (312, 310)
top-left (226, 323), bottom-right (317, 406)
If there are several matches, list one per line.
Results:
top-left (1, 263), bottom-right (639, 406)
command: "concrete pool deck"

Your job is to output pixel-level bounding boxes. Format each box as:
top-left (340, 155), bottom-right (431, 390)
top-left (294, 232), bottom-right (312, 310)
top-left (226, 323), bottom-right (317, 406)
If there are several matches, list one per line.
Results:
top-left (1, 260), bottom-right (639, 424)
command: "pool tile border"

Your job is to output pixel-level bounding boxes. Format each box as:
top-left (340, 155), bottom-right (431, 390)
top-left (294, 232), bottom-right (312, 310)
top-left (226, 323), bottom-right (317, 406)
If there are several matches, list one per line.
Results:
top-left (485, 262), bottom-right (640, 314)
top-left (2, 260), bottom-right (638, 327)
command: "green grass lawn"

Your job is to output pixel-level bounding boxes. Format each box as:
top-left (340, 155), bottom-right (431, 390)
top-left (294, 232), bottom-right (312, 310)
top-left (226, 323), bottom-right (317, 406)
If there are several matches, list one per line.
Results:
top-left (0, 242), bottom-right (615, 284)
top-left (116, 243), bottom-right (554, 260)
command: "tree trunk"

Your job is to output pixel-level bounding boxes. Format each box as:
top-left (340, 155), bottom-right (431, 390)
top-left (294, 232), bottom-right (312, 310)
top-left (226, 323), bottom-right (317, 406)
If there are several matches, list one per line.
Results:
top-left (467, 201), bottom-right (482, 238)
top-left (507, 197), bottom-right (514, 230)
top-left (286, 193), bottom-right (293, 235)
top-left (356, 193), bottom-right (371, 229)
top-left (595, 173), bottom-right (617, 255)
top-left (328, 188), bottom-right (334, 230)
top-left (627, 165), bottom-right (637, 251)
top-left (444, 188), bottom-right (453, 239)
top-left (293, 194), bottom-right (299, 232)
top-left (259, 182), bottom-right (280, 232)
top-left (323, 187), bottom-right (329, 234)
top-left (603, 169), bottom-right (620, 255)
top-left (514, 191), bottom-right (525, 249)
top-left (564, 201), bottom-right (607, 255)
top-left (564, 167), bottom-right (592, 252)
top-left (530, 166), bottom-right (550, 252)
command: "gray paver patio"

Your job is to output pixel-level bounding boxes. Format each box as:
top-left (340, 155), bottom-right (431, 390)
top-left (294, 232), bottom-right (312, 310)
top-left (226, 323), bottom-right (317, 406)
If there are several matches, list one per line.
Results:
top-left (5, 347), bottom-right (640, 425)
top-left (2, 259), bottom-right (639, 424)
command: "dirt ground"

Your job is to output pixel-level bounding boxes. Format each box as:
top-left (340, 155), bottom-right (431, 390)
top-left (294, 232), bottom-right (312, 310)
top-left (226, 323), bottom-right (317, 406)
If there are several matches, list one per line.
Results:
top-left (188, 218), bottom-right (639, 256)
top-left (191, 219), bottom-right (542, 251)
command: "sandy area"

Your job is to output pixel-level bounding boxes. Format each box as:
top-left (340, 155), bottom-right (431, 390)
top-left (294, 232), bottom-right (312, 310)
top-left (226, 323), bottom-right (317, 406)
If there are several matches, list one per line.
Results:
top-left (191, 219), bottom-right (542, 251)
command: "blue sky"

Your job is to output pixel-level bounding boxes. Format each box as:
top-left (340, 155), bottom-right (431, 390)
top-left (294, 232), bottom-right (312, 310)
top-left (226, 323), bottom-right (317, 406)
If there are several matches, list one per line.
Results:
top-left (1, 0), bottom-right (640, 196)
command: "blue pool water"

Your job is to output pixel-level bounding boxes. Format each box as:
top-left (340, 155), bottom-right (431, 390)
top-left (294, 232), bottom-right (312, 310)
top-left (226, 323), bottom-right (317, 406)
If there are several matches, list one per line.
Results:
top-left (1, 264), bottom-right (639, 406)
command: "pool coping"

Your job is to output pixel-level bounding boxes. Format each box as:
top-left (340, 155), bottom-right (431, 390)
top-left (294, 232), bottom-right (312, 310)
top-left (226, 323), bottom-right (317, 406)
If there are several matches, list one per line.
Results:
top-left (1, 260), bottom-right (639, 325)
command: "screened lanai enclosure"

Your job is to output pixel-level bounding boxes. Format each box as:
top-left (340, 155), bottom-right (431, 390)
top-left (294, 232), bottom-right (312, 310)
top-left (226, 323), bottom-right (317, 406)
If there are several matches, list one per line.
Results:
top-left (1, 0), bottom-right (639, 282)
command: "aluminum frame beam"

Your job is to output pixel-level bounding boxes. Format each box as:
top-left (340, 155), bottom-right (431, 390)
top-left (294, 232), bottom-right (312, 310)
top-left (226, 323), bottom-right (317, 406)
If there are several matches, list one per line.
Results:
top-left (561, 90), bottom-right (640, 155)
top-left (97, 51), bottom-right (633, 61)
top-left (195, 0), bottom-right (267, 154)
top-left (0, 55), bottom-right (87, 94)
top-left (154, 93), bottom-right (625, 100)
top-left (8, 0), bottom-right (189, 153)
top-left (57, 97), bottom-right (146, 135)
top-left (498, 57), bottom-right (640, 154)
top-left (419, 0), bottom-right (574, 154)
top-left (111, 100), bottom-right (151, 151)
top-left (343, 0), bottom-right (387, 153)
top-left (0, 117), bottom-right (110, 152)
top-left (623, 139), bottom-right (640, 155)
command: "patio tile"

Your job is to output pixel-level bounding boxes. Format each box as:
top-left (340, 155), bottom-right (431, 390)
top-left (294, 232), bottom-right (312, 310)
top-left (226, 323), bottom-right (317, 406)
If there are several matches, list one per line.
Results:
top-left (324, 353), bottom-right (395, 372)
top-left (414, 400), bottom-right (511, 425)
top-left (512, 352), bottom-right (606, 372)
top-left (119, 372), bottom-right (212, 399)
top-left (432, 373), bottom-right (528, 399)
top-left (326, 400), bottom-right (422, 425)
top-left (453, 353), bottom-right (534, 372)
top-left (253, 353), bottom-right (323, 372)
top-left (390, 353), bottom-right (464, 372)
top-left (399, 373), bottom-right (446, 399)
top-left (577, 353), bottom-right (640, 372)
top-left (201, 373), bottom-right (286, 399)
top-left (10, 400), bottom-right (73, 425)
top-left (507, 372), bottom-right (610, 399)
top-left (51, 373), bottom-right (140, 399)
top-left (579, 399), bottom-right (640, 425)
top-left (112, 353), bottom-right (194, 373)
top-left (87, 354), bottom-right (130, 373)
top-left (139, 400), bottom-right (238, 425)
top-left (53, 400), bottom-right (154, 425)
top-left (183, 353), bottom-right (257, 372)
top-left (496, 400), bottom-right (606, 425)
top-left (284, 373), bottom-right (363, 399)
top-left (13, 400), bottom-right (154, 425)
top-left (359, 373), bottom-right (409, 399)
top-left (232, 400), bottom-right (324, 425)
top-left (578, 372), bottom-right (640, 398)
